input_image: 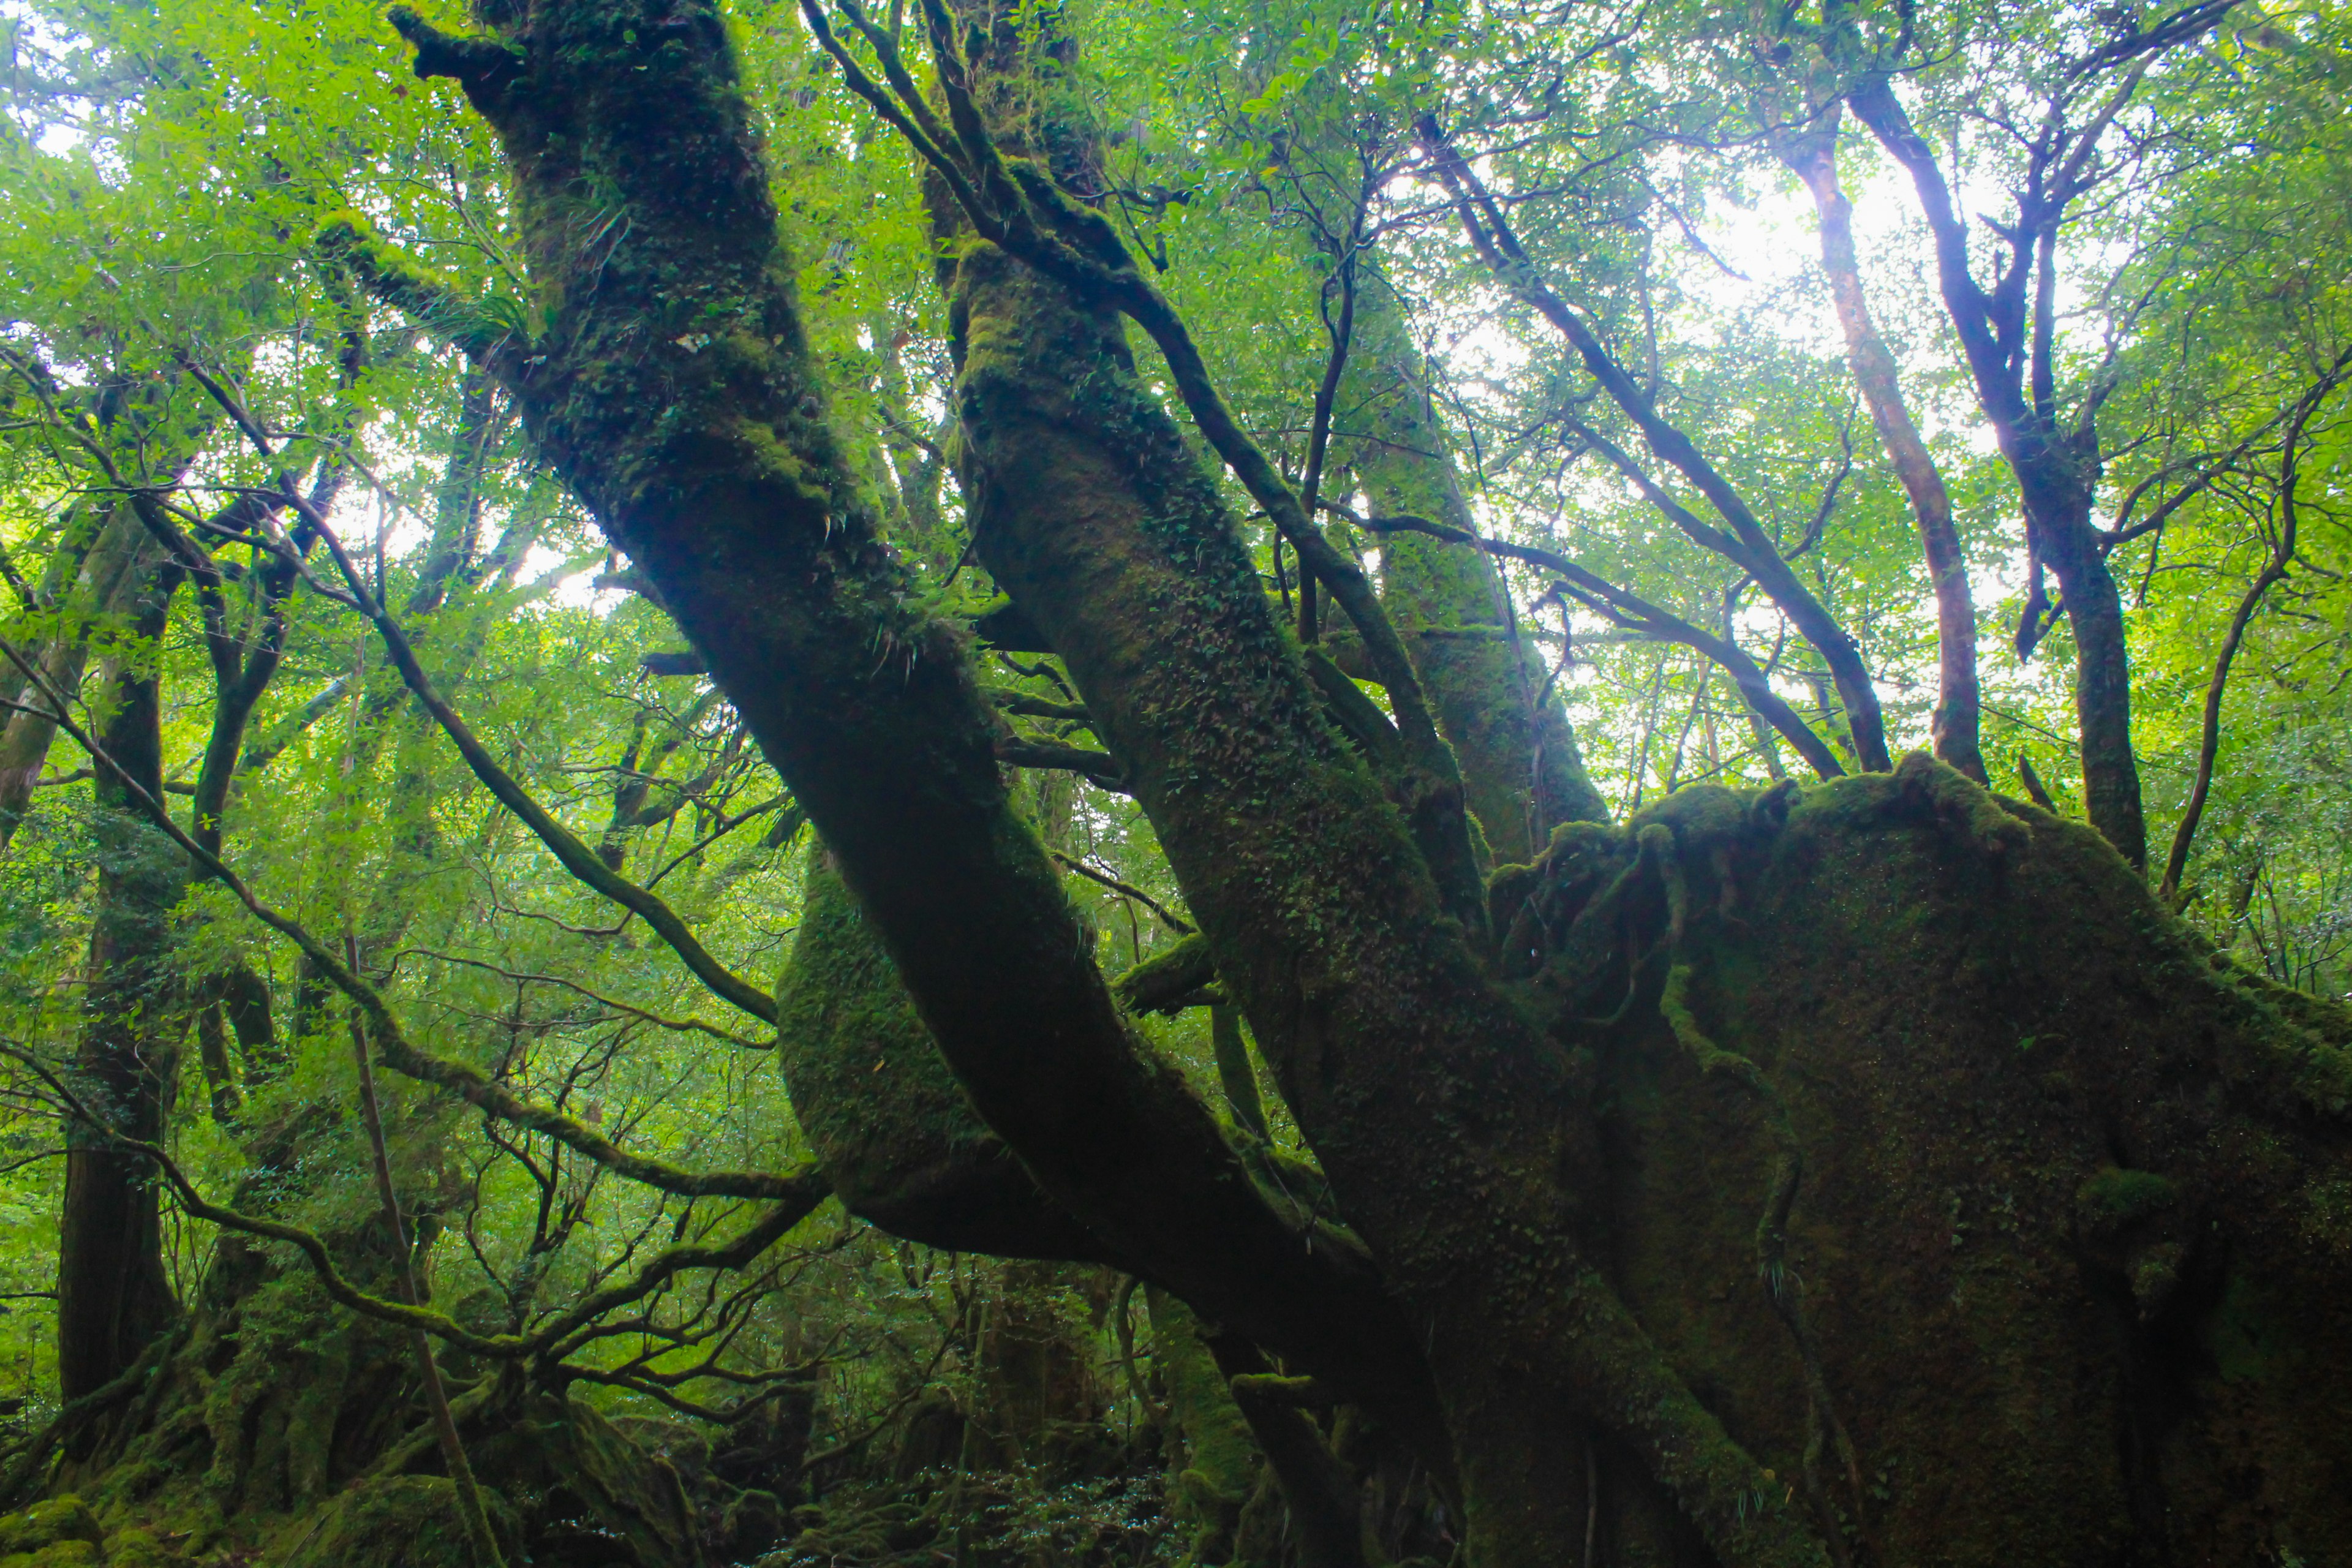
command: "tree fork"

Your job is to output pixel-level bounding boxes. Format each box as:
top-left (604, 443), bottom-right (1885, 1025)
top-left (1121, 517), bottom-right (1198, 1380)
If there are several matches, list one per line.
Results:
top-left (921, 20), bottom-right (1830, 1561)
top-left (361, 0), bottom-right (1450, 1461)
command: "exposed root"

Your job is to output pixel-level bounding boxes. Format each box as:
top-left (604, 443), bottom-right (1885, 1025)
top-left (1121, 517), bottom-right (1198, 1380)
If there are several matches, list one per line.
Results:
top-left (1649, 818), bottom-right (1867, 1565)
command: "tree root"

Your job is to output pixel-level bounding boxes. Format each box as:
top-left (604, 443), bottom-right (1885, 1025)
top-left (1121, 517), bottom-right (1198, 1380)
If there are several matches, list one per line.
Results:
top-left (1651, 820), bottom-right (1868, 1564)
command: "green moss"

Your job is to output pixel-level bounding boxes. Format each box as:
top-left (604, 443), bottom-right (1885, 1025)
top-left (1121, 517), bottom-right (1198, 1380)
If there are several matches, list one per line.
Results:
top-left (0, 1502), bottom-right (99, 1559)
top-left (0, 1542), bottom-right (102, 1568)
top-left (98, 1528), bottom-right (187, 1568)
top-left (1145, 1291), bottom-right (1260, 1564)
top-left (277, 1476), bottom-right (511, 1568)
top-left (775, 846), bottom-right (1106, 1259)
top-left (2075, 1167), bottom-right (2179, 1231)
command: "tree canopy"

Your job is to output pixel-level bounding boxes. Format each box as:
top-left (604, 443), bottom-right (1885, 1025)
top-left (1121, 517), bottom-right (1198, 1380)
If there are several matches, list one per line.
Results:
top-left (0, 0), bottom-right (2347, 1561)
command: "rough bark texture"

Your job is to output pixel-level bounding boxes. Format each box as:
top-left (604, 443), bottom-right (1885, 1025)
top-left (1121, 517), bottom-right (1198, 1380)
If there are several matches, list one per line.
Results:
top-left (363, 0), bottom-right (1444, 1462)
top-left (1491, 755), bottom-right (2352, 1562)
top-left (1343, 293), bottom-right (1610, 857)
top-left (941, 165), bottom-right (1814, 1568)
top-left (57, 574), bottom-right (184, 1409)
top-left (328, 5), bottom-right (2352, 1564)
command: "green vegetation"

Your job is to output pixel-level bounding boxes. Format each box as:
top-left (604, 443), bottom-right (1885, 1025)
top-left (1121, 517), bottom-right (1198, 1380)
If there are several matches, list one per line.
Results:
top-left (0, 0), bottom-right (2346, 1560)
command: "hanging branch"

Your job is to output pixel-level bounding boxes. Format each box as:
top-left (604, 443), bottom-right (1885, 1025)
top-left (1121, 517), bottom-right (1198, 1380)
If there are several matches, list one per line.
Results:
top-left (0, 1037), bottom-right (826, 1365)
top-left (1050, 850), bottom-right (1194, 934)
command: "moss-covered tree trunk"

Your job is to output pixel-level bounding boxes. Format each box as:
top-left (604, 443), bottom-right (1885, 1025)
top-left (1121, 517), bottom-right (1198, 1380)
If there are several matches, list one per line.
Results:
top-left (1340, 290), bottom-right (1608, 857)
top-left (362, 0), bottom-right (1441, 1462)
top-left (349, 4), bottom-right (2352, 1564)
top-left (57, 569), bottom-right (185, 1409)
top-left (927, 43), bottom-right (1828, 1562)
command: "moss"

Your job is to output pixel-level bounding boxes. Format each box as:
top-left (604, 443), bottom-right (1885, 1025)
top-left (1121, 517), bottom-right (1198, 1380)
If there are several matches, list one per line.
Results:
top-left (0, 1543), bottom-right (102, 1568)
top-left (0, 1501), bottom-right (100, 1558)
top-left (277, 1476), bottom-right (514, 1568)
top-left (1145, 1291), bottom-right (1260, 1564)
top-left (774, 845), bottom-right (1107, 1260)
top-left (98, 1528), bottom-right (189, 1568)
top-left (1506, 757), bottom-right (2352, 1562)
top-left (2075, 1167), bottom-right (2179, 1231)
top-left (1341, 291), bottom-right (1610, 856)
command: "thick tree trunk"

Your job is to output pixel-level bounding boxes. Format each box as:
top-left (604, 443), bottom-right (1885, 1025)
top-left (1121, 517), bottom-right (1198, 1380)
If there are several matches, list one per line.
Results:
top-left (939, 177), bottom-right (1817, 1568)
top-left (775, 848), bottom-right (1121, 1262)
top-left (1495, 757), bottom-right (2352, 1561)
top-left (366, 0), bottom-right (1445, 1464)
top-left (57, 573), bottom-right (184, 1407)
top-left (1344, 292), bottom-right (1611, 856)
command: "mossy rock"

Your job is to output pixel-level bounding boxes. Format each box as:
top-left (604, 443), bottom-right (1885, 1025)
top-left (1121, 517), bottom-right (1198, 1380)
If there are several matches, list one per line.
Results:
top-left (97, 1528), bottom-right (192, 1568)
top-left (469, 1393), bottom-right (705, 1568)
top-left (0, 1499), bottom-right (101, 1558)
top-left (0, 1543), bottom-right (102, 1568)
top-left (277, 1475), bottom-right (515, 1568)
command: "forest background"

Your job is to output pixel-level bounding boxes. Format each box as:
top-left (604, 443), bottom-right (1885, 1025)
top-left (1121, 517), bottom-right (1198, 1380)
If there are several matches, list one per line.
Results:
top-left (0, 0), bottom-right (2345, 1558)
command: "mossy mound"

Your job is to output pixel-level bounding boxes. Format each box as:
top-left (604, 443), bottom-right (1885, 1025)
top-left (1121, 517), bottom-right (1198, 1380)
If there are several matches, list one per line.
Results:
top-left (277, 1475), bottom-right (515, 1568)
top-left (0, 1498), bottom-right (102, 1568)
top-left (1504, 758), bottom-right (2352, 1563)
top-left (0, 1499), bottom-right (190, 1568)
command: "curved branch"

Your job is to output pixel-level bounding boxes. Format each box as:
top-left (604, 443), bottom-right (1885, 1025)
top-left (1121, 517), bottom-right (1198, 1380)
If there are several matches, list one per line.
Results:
top-left (0, 627), bottom-right (801, 1201)
top-left (288, 489), bottom-right (777, 1026)
top-left (1343, 508), bottom-right (1844, 780)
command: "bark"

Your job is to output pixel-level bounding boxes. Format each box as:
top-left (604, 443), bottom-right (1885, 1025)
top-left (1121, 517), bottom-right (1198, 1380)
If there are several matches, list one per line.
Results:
top-left (0, 509), bottom-right (151, 850)
top-left (1776, 113), bottom-right (1984, 784)
top-left (1493, 756), bottom-right (2352, 1562)
top-left (775, 848), bottom-right (1121, 1262)
top-left (1212, 1335), bottom-right (1370, 1568)
top-left (1844, 74), bottom-right (2147, 866)
top-left (57, 569), bottom-right (184, 1408)
top-left (361, 0), bottom-right (1445, 1466)
top-left (1343, 288), bottom-right (1611, 858)
top-left (933, 53), bottom-right (1821, 1560)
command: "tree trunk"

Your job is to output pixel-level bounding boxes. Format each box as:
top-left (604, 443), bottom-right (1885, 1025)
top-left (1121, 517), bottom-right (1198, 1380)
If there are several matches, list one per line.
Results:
top-left (934, 74), bottom-right (1812, 1560)
top-left (57, 569), bottom-right (184, 1408)
top-left (0, 510), bottom-right (150, 850)
top-left (363, 0), bottom-right (1446, 1466)
top-left (1778, 119), bottom-right (1984, 785)
top-left (1343, 290), bottom-right (1611, 856)
top-left (1493, 757), bottom-right (2352, 1561)
top-left (1845, 75), bottom-right (2146, 866)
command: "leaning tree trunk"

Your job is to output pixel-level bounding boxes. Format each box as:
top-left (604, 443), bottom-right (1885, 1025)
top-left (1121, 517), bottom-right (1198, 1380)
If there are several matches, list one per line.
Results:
top-left (56, 568), bottom-right (185, 1411)
top-left (930, 29), bottom-right (1819, 1561)
top-left (359, 0), bottom-right (1446, 1473)
top-left (1341, 288), bottom-right (1611, 856)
